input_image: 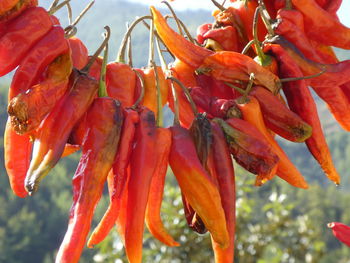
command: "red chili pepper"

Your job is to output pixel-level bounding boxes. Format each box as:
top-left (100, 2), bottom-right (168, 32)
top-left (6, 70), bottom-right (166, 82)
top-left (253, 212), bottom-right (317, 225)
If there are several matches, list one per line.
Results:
top-left (196, 23), bottom-right (212, 45)
top-left (55, 97), bottom-right (123, 263)
top-left (291, 0), bottom-right (350, 49)
top-left (328, 222), bottom-right (350, 247)
top-left (68, 37), bottom-right (89, 70)
top-left (0, 0), bottom-right (18, 14)
top-left (106, 62), bottom-right (136, 107)
top-left (203, 25), bottom-right (239, 52)
top-left (169, 125), bottom-right (229, 248)
top-left (145, 127), bottom-right (179, 247)
top-left (124, 107), bottom-right (157, 263)
top-left (195, 74), bottom-right (237, 100)
top-left (267, 43), bottom-right (340, 185)
top-left (0, 7), bottom-right (54, 77)
top-left (151, 6), bottom-right (213, 68)
top-left (87, 109), bottom-right (139, 247)
top-left (8, 52), bottom-right (73, 134)
top-left (88, 56), bottom-right (102, 80)
top-left (0, 0), bottom-right (38, 25)
top-left (210, 121), bottom-right (236, 263)
top-left (249, 86), bottom-right (312, 143)
top-left (25, 69), bottom-right (99, 194)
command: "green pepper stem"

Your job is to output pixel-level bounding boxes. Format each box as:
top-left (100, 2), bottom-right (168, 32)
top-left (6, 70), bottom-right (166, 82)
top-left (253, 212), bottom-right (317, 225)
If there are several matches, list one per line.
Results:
top-left (258, 0), bottom-right (275, 36)
top-left (280, 67), bottom-right (326, 82)
top-left (241, 39), bottom-right (255, 54)
top-left (253, 6), bottom-right (267, 60)
top-left (131, 70), bottom-right (145, 110)
top-left (285, 0), bottom-right (292, 10)
top-left (81, 26), bottom-right (111, 74)
top-left (169, 73), bottom-right (180, 126)
top-left (116, 16), bottom-right (152, 63)
top-left (225, 82), bottom-right (246, 95)
top-left (98, 39), bottom-right (109, 97)
top-left (66, 2), bottom-right (73, 24)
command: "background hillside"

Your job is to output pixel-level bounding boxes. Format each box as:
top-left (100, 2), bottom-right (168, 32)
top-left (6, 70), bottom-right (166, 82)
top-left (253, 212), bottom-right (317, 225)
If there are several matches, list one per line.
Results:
top-left (1, 1), bottom-right (350, 262)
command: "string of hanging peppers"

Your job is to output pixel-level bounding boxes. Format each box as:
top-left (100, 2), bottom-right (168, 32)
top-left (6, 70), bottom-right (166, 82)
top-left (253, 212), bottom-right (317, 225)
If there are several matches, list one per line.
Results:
top-left (2, 0), bottom-right (350, 261)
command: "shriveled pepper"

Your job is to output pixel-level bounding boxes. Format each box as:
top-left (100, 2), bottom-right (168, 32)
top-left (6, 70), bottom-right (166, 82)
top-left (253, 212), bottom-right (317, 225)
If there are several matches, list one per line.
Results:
top-left (267, 43), bottom-right (340, 184)
top-left (202, 25), bottom-right (239, 52)
top-left (25, 69), bottom-right (99, 194)
top-left (249, 86), bottom-right (312, 143)
top-left (210, 121), bottom-right (236, 263)
top-left (68, 37), bottom-right (89, 70)
top-left (0, 7), bottom-right (54, 77)
top-left (55, 97), bottom-right (123, 263)
top-left (169, 124), bottom-right (229, 248)
top-left (87, 109), bottom-right (139, 247)
top-left (124, 107), bottom-right (158, 263)
top-left (0, 0), bottom-right (38, 25)
top-left (8, 52), bottom-right (73, 134)
top-left (236, 95), bottom-right (308, 188)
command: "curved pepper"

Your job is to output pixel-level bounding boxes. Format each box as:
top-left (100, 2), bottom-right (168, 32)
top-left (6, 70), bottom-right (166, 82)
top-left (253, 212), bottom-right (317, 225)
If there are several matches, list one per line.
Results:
top-left (268, 43), bottom-right (340, 185)
top-left (249, 86), bottom-right (312, 142)
top-left (124, 107), bottom-right (157, 263)
top-left (145, 127), bottom-right (179, 247)
top-left (328, 222), bottom-right (350, 247)
top-left (55, 97), bottom-right (123, 263)
top-left (25, 69), bottom-right (99, 194)
top-left (68, 37), bottom-right (89, 70)
top-left (169, 125), bottom-right (229, 248)
top-left (0, 7), bottom-right (53, 77)
top-left (203, 25), bottom-right (239, 52)
top-left (8, 52), bottom-right (73, 134)
top-left (236, 95), bottom-right (308, 188)
top-left (87, 109), bottom-right (139, 247)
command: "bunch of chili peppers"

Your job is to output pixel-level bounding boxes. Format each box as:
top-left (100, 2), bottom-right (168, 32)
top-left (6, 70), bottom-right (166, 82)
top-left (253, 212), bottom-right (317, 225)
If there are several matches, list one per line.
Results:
top-left (2, 0), bottom-right (350, 262)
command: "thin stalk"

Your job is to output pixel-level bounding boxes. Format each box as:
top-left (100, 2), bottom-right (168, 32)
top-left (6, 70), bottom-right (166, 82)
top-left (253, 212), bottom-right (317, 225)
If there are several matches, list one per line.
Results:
top-left (48, 0), bottom-right (60, 13)
top-left (241, 39), bottom-right (255, 54)
top-left (225, 82), bottom-right (246, 95)
top-left (167, 76), bottom-right (198, 116)
top-left (64, 26), bottom-right (77, 38)
top-left (66, 2), bottom-right (73, 24)
top-left (169, 73), bottom-right (180, 126)
top-left (98, 40), bottom-right (109, 97)
top-left (126, 23), bottom-right (133, 67)
top-left (245, 73), bottom-right (255, 95)
top-left (71, 0), bottom-right (95, 28)
top-left (155, 36), bottom-right (168, 71)
top-left (81, 26), bottom-right (111, 74)
top-left (280, 67), bottom-right (326, 83)
top-left (131, 70), bottom-right (145, 109)
top-left (285, 0), bottom-right (292, 10)
top-left (148, 18), bottom-right (155, 67)
top-left (48, 0), bottom-right (71, 15)
top-left (211, 0), bottom-right (225, 11)
top-left (258, 0), bottom-right (275, 36)
top-left (152, 61), bottom-right (163, 127)
top-left (253, 6), bottom-right (266, 59)
top-left (161, 1), bottom-right (183, 35)
top-left (165, 15), bottom-right (196, 44)
top-left (116, 16), bottom-right (152, 63)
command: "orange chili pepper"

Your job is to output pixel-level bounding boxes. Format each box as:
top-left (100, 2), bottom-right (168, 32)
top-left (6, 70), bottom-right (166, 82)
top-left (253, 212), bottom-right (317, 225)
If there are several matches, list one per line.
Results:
top-left (68, 37), bottom-right (88, 70)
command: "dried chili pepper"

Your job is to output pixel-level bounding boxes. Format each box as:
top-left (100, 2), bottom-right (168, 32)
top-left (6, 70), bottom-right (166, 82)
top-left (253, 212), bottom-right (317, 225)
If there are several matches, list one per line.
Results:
top-left (8, 52), bottom-right (73, 134)
top-left (249, 86), bottom-right (312, 142)
top-left (195, 74), bottom-right (237, 100)
top-left (169, 124), bottom-right (229, 248)
top-left (202, 25), bottom-right (239, 52)
top-left (87, 109), bottom-right (139, 247)
top-left (55, 97), bottom-right (123, 263)
top-left (236, 95), bottom-right (308, 188)
top-left (25, 69), bottom-right (99, 194)
top-left (0, 0), bottom-right (38, 25)
top-left (197, 23), bottom-right (212, 45)
top-left (68, 37), bottom-right (89, 70)
top-left (291, 0), bottom-right (350, 49)
top-left (210, 121), bottom-right (236, 263)
top-left (0, 7), bottom-right (54, 77)
top-left (0, 0), bottom-right (18, 14)
top-left (124, 107), bottom-right (158, 263)
top-left (328, 222), bottom-right (350, 247)
top-left (267, 43), bottom-right (340, 184)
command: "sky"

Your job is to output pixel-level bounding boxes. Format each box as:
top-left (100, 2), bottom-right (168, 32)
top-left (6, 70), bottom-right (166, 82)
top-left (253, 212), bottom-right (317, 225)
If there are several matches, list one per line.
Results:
top-left (127, 0), bottom-right (350, 27)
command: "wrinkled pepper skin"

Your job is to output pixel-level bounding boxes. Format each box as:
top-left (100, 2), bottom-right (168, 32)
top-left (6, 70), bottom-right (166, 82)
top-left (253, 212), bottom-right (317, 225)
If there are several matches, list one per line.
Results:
top-left (106, 62), bottom-right (136, 107)
top-left (202, 25), bottom-right (239, 52)
top-left (210, 122), bottom-right (236, 263)
top-left (124, 107), bottom-right (157, 263)
top-left (198, 51), bottom-right (281, 94)
top-left (328, 222), bottom-right (350, 247)
top-left (151, 6), bottom-right (213, 68)
top-left (68, 37), bottom-right (89, 70)
top-left (87, 109), bottom-right (139, 247)
top-left (268, 44), bottom-right (340, 185)
top-left (0, 0), bottom-right (19, 14)
top-left (55, 98), bottom-right (123, 263)
top-left (0, 7), bottom-right (53, 77)
top-left (169, 125), bottom-right (229, 248)
top-left (25, 70), bottom-right (99, 194)
top-left (236, 96), bottom-right (308, 189)
top-left (145, 127), bottom-right (179, 247)
top-left (292, 0), bottom-right (350, 49)
top-left (0, 0), bottom-right (38, 26)
top-left (8, 52), bottom-right (73, 134)
top-left (250, 86), bottom-right (312, 143)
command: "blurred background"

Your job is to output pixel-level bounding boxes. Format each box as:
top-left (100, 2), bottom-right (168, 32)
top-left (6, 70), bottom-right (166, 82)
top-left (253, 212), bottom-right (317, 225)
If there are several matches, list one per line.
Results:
top-left (1, 0), bottom-right (350, 262)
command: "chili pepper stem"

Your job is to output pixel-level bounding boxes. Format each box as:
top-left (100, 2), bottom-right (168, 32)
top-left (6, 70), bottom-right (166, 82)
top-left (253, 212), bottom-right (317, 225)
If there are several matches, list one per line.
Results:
top-left (280, 67), bottom-right (326, 83)
top-left (162, 1), bottom-right (183, 36)
top-left (258, 0), bottom-right (274, 36)
top-left (242, 40), bottom-right (255, 55)
top-left (126, 23), bottom-right (133, 67)
top-left (66, 2), bottom-right (73, 24)
top-left (285, 0), bottom-right (292, 10)
top-left (167, 76), bottom-right (198, 116)
top-left (48, 0), bottom-right (71, 15)
top-left (211, 0), bottom-right (225, 11)
top-left (225, 82), bottom-right (246, 95)
top-left (169, 75), bottom-right (180, 126)
top-left (98, 40), bottom-right (109, 97)
top-left (253, 6), bottom-right (269, 64)
top-left (164, 15), bottom-right (197, 45)
top-left (81, 26), bottom-right (111, 74)
top-left (131, 70), bottom-right (145, 109)
top-left (116, 16), bottom-right (152, 63)
top-left (71, 1), bottom-right (95, 28)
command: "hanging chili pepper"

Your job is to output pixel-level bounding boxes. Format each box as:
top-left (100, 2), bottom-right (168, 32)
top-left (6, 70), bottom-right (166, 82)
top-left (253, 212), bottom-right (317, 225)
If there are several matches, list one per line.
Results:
top-left (328, 222), bottom-right (350, 247)
top-left (55, 97), bottom-right (123, 263)
top-left (202, 25), bottom-right (239, 52)
top-left (236, 95), bottom-right (308, 188)
top-left (249, 86), bottom-right (312, 143)
top-left (124, 107), bottom-right (158, 263)
top-left (210, 121), bottom-right (236, 263)
top-left (169, 124), bottom-right (229, 248)
top-left (267, 43), bottom-right (340, 185)
top-left (0, 0), bottom-right (38, 25)
top-left (215, 117), bottom-right (279, 178)
top-left (8, 52), bottom-right (73, 134)
top-left (291, 0), bottom-right (350, 49)
top-left (0, 7), bottom-right (55, 77)
top-left (68, 37), bottom-right (89, 70)
top-left (87, 109), bottom-right (139, 247)
top-left (196, 23), bottom-right (212, 45)
top-left (195, 74), bottom-right (237, 100)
